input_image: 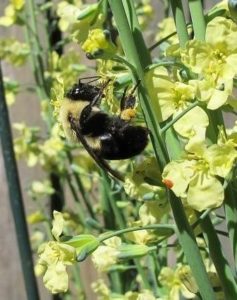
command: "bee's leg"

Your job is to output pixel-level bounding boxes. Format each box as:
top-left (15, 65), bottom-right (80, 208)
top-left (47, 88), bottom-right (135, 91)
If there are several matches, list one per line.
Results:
top-left (119, 80), bottom-right (141, 113)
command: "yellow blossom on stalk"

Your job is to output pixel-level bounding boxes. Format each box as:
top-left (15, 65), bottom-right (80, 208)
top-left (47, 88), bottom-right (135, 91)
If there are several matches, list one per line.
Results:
top-left (92, 236), bottom-right (149, 272)
top-left (156, 17), bottom-right (178, 46)
top-left (30, 230), bottom-right (45, 251)
top-left (40, 135), bottom-right (64, 159)
top-left (92, 237), bottom-right (121, 272)
top-left (182, 17), bottom-right (237, 78)
top-left (180, 17), bottom-right (237, 109)
top-left (57, 1), bottom-right (83, 32)
top-left (50, 76), bottom-right (65, 120)
top-left (125, 221), bottom-right (161, 245)
top-left (82, 28), bottom-right (116, 59)
top-left (145, 66), bottom-right (195, 121)
top-left (0, 0), bottom-right (25, 26)
top-left (35, 211), bottom-right (76, 294)
top-left (136, 0), bottom-right (153, 28)
top-left (163, 135), bottom-right (237, 211)
top-left (27, 211), bottom-right (46, 224)
top-left (13, 123), bottom-right (40, 167)
top-left (139, 200), bottom-right (169, 226)
top-left (39, 124), bottom-right (66, 172)
top-left (91, 279), bottom-right (110, 300)
top-left (124, 157), bottom-right (165, 202)
top-left (0, 39), bottom-right (29, 66)
top-left (159, 264), bottom-right (197, 300)
top-left (28, 180), bottom-right (55, 199)
top-left (46, 50), bottom-right (86, 88)
top-left (145, 67), bottom-right (209, 140)
top-left (125, 290), bottom-right (157, 300)
top-left (57, 1), bottom-right (104, 44)
top-left (3, 77), bottom-right (19, 106)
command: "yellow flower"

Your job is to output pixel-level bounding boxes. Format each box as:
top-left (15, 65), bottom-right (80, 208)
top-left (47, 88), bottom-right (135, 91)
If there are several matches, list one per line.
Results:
top-left (0, 38), bottom-right (29, 66)
top-left (145, 67), bottom-right (209, 140)
top-left (92, 237), bottom-right (121, 272)
top-left (13, 123), bottom-right (40, 167)
top-left (182, 17), bottom-right (237, 79)
top-left (3, 77), bottom-right (19, 106)
top-left (91, 279), bottom-right (110, 300)
top-left (156, 17), bottom-right (178, 45)
top-left (28, 180), bottom-right (55, 199)
top-left (57, 2), bottom-right (103, 44)
top-left (124, 157), bottom-right (165, 201)
top-left (35, 242), bottom-right (76, 294)
top-left (159, 264), bottom-right (197, 300)
top-left (40, 136), bottom-right (64, 158)
top-left (0, 1), bottom-right (25, 26)
top-left (125, 221), bottom-right (161, 245)
top-left (27, 211), bottom-right (46, 224)
top-left (139, 200), bottom-right (169, 226)
top-left (35, 211), bottom-right (77, 293)
top-left (163, 134), bottom-right (237, 211)
top-left (82, 28), bottom-right (116, 59)
top-left (145, 67), bottom-right (196, 122)
top-left (179, 17), bottom-right (237, 109)
top-left (125, 290), bottom-right (157, 300)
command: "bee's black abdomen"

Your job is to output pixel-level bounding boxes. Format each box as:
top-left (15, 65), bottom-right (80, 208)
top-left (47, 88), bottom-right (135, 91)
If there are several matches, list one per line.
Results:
top-left (99, 125), bottom-right (149, 160)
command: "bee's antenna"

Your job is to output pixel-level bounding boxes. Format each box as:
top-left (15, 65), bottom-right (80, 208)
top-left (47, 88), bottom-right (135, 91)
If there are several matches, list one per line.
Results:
top-left (78, 76), bottom-right (101, 84)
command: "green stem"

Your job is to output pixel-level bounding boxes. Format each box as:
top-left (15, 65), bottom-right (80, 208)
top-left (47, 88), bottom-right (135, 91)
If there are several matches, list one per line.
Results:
top-left (149, 31), bottom-right (177, 51)
top-left (67, 152), bottom-right (97, 220)
top-left (99, 224), bottom-right (175, 243)
top-left (109, 0), bottom-right (169, 168)
top-left (109, 2), bottom-right (216, 299)
top-left (188, 0), bottom-right (206, 41)
top-left (0, 62), bottom-right (39, 300)
top-left (169, 192), bottom-right (216, 300)
top-left (225, 184), bottom-right (237, 270)
top-left (170, 0), bottom-right (189, 47)
top-left (101, 172), bottom-right (126, 229)
top-left (161, 101), bottom-right (199, 134)
top-left (134, 258), bottom-right (151, 290)
top-left (200, 214), bottom-right (237, 298)
top-left (25, 0), bottom-right (48, 97)
top-left (148, 253), bottom-right (160, 296)
top-left (66, 175), bottom-right (87, 228)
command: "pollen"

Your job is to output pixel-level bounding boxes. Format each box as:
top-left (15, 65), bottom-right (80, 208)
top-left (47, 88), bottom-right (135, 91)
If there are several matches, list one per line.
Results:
top-left (120, 108), bottom-right (136, 121)
top-left (162, 179), bottom-right (174, 189)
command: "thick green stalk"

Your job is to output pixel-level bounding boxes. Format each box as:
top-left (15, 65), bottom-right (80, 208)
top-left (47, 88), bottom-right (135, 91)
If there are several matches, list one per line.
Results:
top-left (99, 224), bottom-right (175, 242)
top-left (109, 0), bottom-right (169, 168)
top-left (170, 0), bottom-right (189, 47)
top-left (200, 214), bottom-right (237, 298)
top-left (169, 192), bottom-right (215, 300)
top-left (66, 175), bottom-right (88, 228)
top-left (225, 184), bottom-right (237, 271)
top-left (134, 259), bottom-right (151, 290)
top-left (109, 1), bottom-right (216, 299)
top-left (67, 152), bottom-right (97, 220)
top-left (101, 172), bottom-right (126, 229)
top-left (24, 0), bottom-right (48, 98)
top-left (0, 62), bottom-right (39, 300)
top-left (188, 0), bottom-right (206, 41)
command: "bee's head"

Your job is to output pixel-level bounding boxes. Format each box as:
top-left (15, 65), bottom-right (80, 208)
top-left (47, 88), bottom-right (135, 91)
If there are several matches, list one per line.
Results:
top-left (66, 82), bottom-right (102, 102)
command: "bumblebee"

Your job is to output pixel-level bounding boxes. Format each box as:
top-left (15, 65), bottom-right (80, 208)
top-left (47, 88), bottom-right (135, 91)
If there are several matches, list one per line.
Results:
top-left (60, 78), bottom-right (149, 180)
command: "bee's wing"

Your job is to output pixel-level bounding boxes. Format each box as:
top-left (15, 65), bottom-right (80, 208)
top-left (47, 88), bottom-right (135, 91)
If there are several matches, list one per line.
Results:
top-left (69, 116), bottom-right (124, 182)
